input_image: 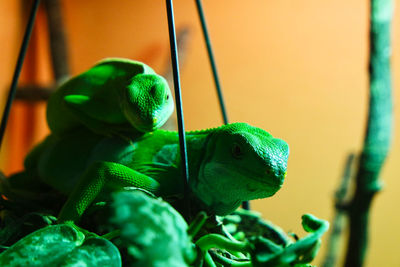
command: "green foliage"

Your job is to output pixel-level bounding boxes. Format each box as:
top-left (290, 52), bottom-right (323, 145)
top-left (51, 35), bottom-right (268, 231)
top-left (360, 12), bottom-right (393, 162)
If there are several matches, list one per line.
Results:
top-left (247, 214), bottom-right (329, 266)
top-left (0, 189), bottom-right (329, 267)
top-left (0, 212), bottom-right (56, 247)
top-left (109, 190), bottom-right (195, 266)
top-left (0, 224), bottom-right (83, 266)
top-left (223, 209), bottom-right (292, 246)
top-left (214, 210), bottom-right (328, 267)
top-left (58, 237), bottom-right (121, 267)
top-left (0, 224), bottom-right (121, 267)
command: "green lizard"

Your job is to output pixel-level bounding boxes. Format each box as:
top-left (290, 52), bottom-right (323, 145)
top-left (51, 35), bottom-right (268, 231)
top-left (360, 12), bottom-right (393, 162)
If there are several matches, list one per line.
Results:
top-left (46, 58), bottom-right (174, 136)
top-left (6, 123), bottom-right (289, 224)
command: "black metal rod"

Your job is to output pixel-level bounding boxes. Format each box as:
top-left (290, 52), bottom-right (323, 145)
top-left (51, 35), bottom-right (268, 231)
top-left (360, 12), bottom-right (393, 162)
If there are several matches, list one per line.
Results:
top-left (241, 200), bottom-right (250, 210)
top-left (0, 0), bottom-right (41, 150)
top-left (165, 0), bottom-right (191, 217)
top-left (194, 0), bottom-right (228, 125)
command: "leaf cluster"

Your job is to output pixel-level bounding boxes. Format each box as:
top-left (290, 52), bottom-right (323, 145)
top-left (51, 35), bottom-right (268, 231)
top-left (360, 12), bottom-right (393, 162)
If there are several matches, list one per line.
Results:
top-left (0, 188), bottom-right (328, 266)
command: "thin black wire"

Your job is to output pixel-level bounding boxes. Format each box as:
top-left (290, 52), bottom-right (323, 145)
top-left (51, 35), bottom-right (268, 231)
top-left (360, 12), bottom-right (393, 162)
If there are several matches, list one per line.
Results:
top-left (194, 0), bottom-right (250, 210)
top-left (166, 0), bottom-right (191, 218)
top-left (0, 0), bottom-right (41, 150)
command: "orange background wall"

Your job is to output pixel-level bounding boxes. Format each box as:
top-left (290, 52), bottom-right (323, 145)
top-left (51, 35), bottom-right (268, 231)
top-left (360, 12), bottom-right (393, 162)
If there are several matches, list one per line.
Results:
top-left (1, 1), bottom-right (399, 266)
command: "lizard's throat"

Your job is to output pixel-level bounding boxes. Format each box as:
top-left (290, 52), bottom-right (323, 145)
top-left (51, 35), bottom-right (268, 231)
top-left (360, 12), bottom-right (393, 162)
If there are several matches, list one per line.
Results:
top-left (190, 161), bottom-right (281, 216)
top-left (189, 162), bottom-right (243, 215)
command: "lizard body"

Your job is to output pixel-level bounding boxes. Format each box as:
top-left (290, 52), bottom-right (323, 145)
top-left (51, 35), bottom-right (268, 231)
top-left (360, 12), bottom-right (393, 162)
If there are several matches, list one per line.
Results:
top-left (8, 123), bottom-right (289, 224)
top-left (46, 58), bottom-right (174, 136)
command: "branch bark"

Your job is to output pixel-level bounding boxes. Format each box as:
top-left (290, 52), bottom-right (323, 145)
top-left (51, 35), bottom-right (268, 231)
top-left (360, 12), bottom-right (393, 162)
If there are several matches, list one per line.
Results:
top-left (43, 0), bottom-right (70, 82)
top-left (322, 154), bottom-right (355, 267)
top-left (344, 1), bottom-right (393, 266)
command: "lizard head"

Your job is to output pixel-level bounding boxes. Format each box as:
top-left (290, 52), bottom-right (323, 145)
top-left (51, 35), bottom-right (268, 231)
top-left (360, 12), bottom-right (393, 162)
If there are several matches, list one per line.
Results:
top-left (122, 74), bottom-right (174, 132)
top-left (191, 123), bottom-right (289, 215)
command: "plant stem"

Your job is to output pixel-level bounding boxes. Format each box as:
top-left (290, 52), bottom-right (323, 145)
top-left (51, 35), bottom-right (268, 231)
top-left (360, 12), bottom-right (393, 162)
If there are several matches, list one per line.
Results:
top-left (196, 233), bottom-right (249, 253)
top-left (101, 229), bottom-right (121, 240)
top-left (344, 1), bottom-right (393, 266)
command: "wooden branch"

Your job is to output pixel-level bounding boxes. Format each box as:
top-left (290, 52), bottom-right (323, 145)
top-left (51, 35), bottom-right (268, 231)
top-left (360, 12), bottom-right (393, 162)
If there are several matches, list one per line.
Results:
top-left (344, 1), bottom-right (393, 266)
top-left (161, 27), bottom-right (192, 131)
top-left (15, 85), bottom-right (54, 102)
top-left (11, 0), bottom-right (68, 103)
top-left (162, 26), bottom-right (191, 82)
top-left (43, 0), bottom-right (70, 81)
top-left (321, 154), bottom-right (355, 267)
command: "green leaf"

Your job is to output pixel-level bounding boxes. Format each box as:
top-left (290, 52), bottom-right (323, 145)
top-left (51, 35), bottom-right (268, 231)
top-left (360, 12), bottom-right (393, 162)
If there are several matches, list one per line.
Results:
top-left (223, 209), bottom-right (292, 246)
top-left (0, 224), bottom-right (121, 267)
top-left (249, 236), bottom-right (284, 263)
top-left (0, 225), bottom-right (84, 266)
top-left (110, 190), bottom-right (194, 266)
top-left (0, 212), bottom-right (57, 246)
top-left (249, 214), bottom-right (329, 267)
top-left (56, 237), bottom-right (121, 267)
top-left (301, 214), bottom-right (326, 233)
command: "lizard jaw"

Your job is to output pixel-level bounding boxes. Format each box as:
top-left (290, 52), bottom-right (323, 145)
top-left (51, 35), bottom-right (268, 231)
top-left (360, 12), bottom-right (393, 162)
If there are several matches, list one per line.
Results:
top-left (191, 162), bottom-right (282, 216)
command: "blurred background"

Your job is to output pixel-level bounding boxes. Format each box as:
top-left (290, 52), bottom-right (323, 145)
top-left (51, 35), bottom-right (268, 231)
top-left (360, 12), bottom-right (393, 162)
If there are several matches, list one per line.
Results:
top-left (0, 1), bottom-right (399, 265)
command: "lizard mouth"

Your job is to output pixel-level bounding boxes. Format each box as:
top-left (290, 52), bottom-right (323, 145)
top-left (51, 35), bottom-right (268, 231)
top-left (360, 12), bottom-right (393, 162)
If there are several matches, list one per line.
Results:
top-left (197, 162), bottom-right (282, 201)
top-left (191, 161), bottom-right (283, 216)
top-left (223, 162), bottom-right (284, 190)
top-left (132, 111), bottom-right (172, 132)
top-left (136, 104), bottom-right (174, 132)
top-left (125, 98), bottom-right (174, 132)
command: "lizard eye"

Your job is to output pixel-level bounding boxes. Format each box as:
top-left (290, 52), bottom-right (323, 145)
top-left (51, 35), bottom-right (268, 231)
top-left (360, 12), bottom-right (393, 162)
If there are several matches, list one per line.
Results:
top-left (165, 94), bottom-right (170, 101)
top-left (231, 143), bottom-right (244, 159)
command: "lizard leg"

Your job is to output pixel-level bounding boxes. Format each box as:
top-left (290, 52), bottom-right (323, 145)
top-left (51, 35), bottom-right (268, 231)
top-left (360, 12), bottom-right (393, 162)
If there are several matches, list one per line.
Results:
top-left (57, 161), bottom-right (160, 223)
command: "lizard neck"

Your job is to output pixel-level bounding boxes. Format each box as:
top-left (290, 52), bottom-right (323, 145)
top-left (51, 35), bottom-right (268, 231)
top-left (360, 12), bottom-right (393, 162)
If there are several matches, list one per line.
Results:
top-left (185, 132), bottom-right (211, 179)
top-left (184, 131), bottom-right (216, 212)
top-left (183, 124), bottom-right (225, 176)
